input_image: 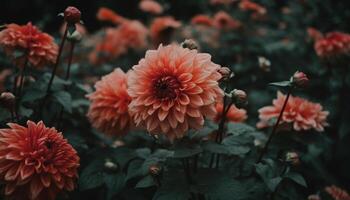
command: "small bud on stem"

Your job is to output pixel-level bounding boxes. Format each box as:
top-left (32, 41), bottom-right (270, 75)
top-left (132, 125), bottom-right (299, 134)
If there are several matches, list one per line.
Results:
top-left (181, 39), bottom-right (199, 50)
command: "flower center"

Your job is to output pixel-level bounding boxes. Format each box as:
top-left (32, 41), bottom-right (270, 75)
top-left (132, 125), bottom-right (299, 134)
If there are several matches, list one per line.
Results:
top-left (153, 76), bottom-right (180, 100)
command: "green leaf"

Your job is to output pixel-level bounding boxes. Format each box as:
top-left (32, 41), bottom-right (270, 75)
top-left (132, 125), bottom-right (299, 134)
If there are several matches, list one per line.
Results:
top-left (104, 173), bottom-right (125, 200)
top-left (19, 106), bottom-right (33, 117)
top-left (255, 159), bottom-right (283, 191)
top-left (269, 81), bottom-right (292, 88)
top-left (202, 141), bottom-right (230, 155)
top-left (226, 123), bottom-right (256, 135)
top-left (53, 91), bottom-right (72, 113)
top-left (284, 172), bottom-right (307, 187)
top-left (135, 175), bottom-right (155, 188)
top-left (79, 160), bottom-right (105, 191)
top-left (173, 143), bottom-right (202, 158)
top-left (0, 107), bottom-right (10, 122)
top-left (22, 89), bottom-right (46, 102)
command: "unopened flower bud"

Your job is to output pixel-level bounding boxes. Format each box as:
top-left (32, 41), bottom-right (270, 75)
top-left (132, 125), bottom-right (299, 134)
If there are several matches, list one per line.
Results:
top-left (0, 92), bottom-right (15, 110)
top-left (285, 152), bottom-right (300, 166)
top-left (232, 89), bottom-right (247, 107)
top-left (67, 30), bottom-right (82, 42)
top-left (64, 6), bottom-right (81, 24)
top-left (104, 159), bottom-right (118, 171)
top-left (218, 67), bottom-right (234, 81)
top-left (111, 140), bottom-right (125, 148)
top-left (291, 71), bottom-right (308, 88)
top-left (149, 164), bottom-right (161, 176)
top-left (181, 39), bottom-right (199, 50)
top-left (258, 56), bottom-right (271, 72)
top-left (307, 194), bottom-right (320, 200)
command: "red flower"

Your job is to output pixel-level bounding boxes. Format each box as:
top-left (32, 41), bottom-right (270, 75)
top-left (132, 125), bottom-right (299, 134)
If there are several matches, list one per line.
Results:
top-left (314, 31), bottom-right (350, 58)
top-left (128, 44), bottom-right (223, 140)
top-left (213, 103), bottom-right (247, 123)
top-left (307, 27), bottom-right (323, 42)
top-left (0, 121), bottom-right (79, 200)
top-left (64, 6), bottom-right (81, 24)
top-left (257, 92), bottom-right (329, 132)
top-left (0, 22), bottom-right (58, 68)
top-left (239, 0), bottom-right (267, 15)
top-left (191, 15), bottom-right (214, 26)
top-left (150, 16), bottom-right (181, 46)
top-left (210, 0), bottom-right (234, 5)
top-left (325, 185), bottom-right (350, 200)
top-left (139, 0), bottom-right (163, 15)
top-left (213, 11), bottom-right (241, 30)
top-left (87, 68), bottom-right (133, 136)
top-left (96, 7), bottom-right (126, 25)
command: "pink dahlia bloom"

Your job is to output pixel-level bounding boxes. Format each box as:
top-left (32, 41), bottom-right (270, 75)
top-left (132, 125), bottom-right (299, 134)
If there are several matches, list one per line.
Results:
top-left (257, 92), bottom-right (329, 132)
top-left (150, 16), bottom-right (181, 46)
top-left (213, 103), bottom-right (247, 123)
top-left (128, 44), bottom-right (223, 140)
top-left (239, 0), bottom-right (267, 15)
top-left (118, 20), bottom-right (149, 50)
top-left (325, 185), bottom-right (350, 200)
top-left (0, 121), bottom-right (79, 200)
top-left (213, 11), bottom-right (241, 30)
top-left (96, 7), bottom-right (126, 25)
top-left (139, 0), bottom-right (163, 15)
top-left (87, 68), bottom-right (133, 136)
top-left (191, 15), bottom-right (214, 26)
top-left (314, 31), bottom-right (350, 58)
top-left (0, 22), bottom-right (58, 68)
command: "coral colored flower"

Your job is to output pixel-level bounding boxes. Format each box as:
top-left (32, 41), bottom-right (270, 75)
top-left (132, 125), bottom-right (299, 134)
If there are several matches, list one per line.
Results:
top-left (239, 0), bottom-right (267, 15)
top-left (87, 68), bottom-right (132, 136)
top-left (325, 185), bottom-right (350, 200)
top-left (213, 11), bottom-right (241, 30)
top-left (97, 7), bottom-right (126, 25)
top-left (191, 15), bottom-right (214, 26)
top-left (307, 27), bottom-right (323, 41)
top-left (118, 20), bottom-right (149, 49)
top-left (0, 22), bottom-right (58, 68)
top-left (257, 92), bottom-right (329, 132)
top-left (314, 31), bottom-right (350, 58)
top-left (210, 0), bottom-right (234, 5)
top-left (0, 121), bottom-right (79, 200)
top-left (150, 16), bottom-right (181, 46)
top-left (128, 44), bottom-right (223, 140)
top-left (139, 0), bottom-right (163, 15)
top-left (213, 103), bottom-right (247, 123)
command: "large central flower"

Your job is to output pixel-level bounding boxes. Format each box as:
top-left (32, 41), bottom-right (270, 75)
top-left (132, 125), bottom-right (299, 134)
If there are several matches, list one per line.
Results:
top-left (128, 44), bottom-right (223, 140)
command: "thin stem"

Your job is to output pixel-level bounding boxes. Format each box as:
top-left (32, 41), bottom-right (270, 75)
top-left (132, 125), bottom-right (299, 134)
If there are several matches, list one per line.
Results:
top-left (257, 87), bottom-right (292, 163)
top-left (182, 159), bottom-right (192, 184)
top-left (15, 57), bottom-right (28, 121)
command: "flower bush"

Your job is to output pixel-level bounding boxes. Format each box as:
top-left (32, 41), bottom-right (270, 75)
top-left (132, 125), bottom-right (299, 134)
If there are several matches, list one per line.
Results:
top-left (0, 0), bottom-right (350, 199)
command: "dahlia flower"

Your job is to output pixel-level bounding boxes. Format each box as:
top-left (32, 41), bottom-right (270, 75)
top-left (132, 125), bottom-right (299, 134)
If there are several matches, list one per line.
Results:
top-left (150, 16), bottom-right (181, 46)
top-left (0, 22), bottom-right (58, 68)
top-left (117, 20), bottom-right (148, 49)
top-left (128, 44), bottom-right (223, 140)
top-left (257, 92), bottom-right (329, 132)
top-left (139, 0), bottom-right (163, 15)
top-left (325, 185), bottom-right (350, 200)
top-left (239, 0), bottom-right (267, 15)
top-left (191, 15), bottom-right (214, 26)
top-left (0, 121), bottom-right (79, 200)
top-left (97, 7), bottom-right (126, 25)
top-left (210, 0), bottom-right (234, 5)
top-left (87, 68), bottom-right (132, 136)
top-left (314, 31), bottom-right (350, 58)
top-left (213, 103), bottom-right (247, 123)
top-left (213, 11), bottom-right (241, 30)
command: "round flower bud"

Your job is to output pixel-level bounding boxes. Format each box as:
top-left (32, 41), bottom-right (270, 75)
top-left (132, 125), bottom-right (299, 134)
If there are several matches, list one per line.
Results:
top-left (0, 92), bottom-right (15, 110)
top-left (181, 39), bottom-right (199, 50)
top-left (232, 89), bottom-right (247, 107)
top-left (104, 159), bottom-right (118, 171)
top-left (64, 6), bottom-right (81, 24)
top-left (149, 164), bottom-right (161, 176)
top-left (291, 71), bottom-right (308, 88)
top-left (285, 151), bottom-right (300, 166)
top-left (218, 67), bottom-right (234, 82)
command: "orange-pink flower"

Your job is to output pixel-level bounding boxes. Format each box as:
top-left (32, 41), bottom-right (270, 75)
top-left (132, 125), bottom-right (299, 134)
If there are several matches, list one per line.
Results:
top-left (307, 27), bottom-right (323, 42)
top-left (96, 7), bottom-right (126, 25)
top-left (128, 44), bottom-right (223, 140)
top-left (0, 22), bottom-right (58, 68)
top-left (314, 31), bottom-right (350, 58)
top-left (213, 11), bottom-right (241, 30)
top-left (0, 121), bottom-right (79, 200)
top-left (325, 185), bottom-right (350, 200)
top-left (239, 0), bottom-right (267, 15)
top-left (257, 92), bottom-right (329, 132)
top-left (139, 0), bottom-right (163, 15)
top-left (210, 0), bottom-right (234, 5)
top-left (213, 103), bottom-right (247, 123)
top-left (150, 16), bottom-right (181, 46)
top-left (191, 15), bottom-right (214, 26)
top-left (87, 68), bottom-right (132, 136)
top-left (117, 20), bottom-right (149, 50)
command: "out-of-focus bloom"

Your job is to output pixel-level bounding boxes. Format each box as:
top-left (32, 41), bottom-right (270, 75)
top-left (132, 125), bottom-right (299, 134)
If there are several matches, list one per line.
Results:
top-left (325, 185), bottom-right (350, 200)
top-left (97, 7), bottom-right (126, 25)
top-left (258, 56), bottom-right (271, 72)
top-left (0, 121), bottom-right (79, 200)
top-left (239, 0), bottom-right (267, 15)
top-left (87, 68), bottom-right (132, 136)
top-left (64, 6), bottom-right (81, 24)
top-left (0, 69), bottom-right (11, 92)
top-left (181, 39), bottom-right (199, 50)
top-left (314, 31), bottom-right (350, 58)
top-left (0, 92), bottom-right (15, 110)
top-left (285, 151), bottom-right (300, 166)
top-left (150, 16), bottom-right (181, 46)
top-left (117, 20), bottom-right (148, 49)
top-left (291, 71), bottom-right (309, 88)
top-left (307, 27), bottom-right (323, 42)
top-left (139, 0), bottom-right (163, 15)
top-left (128, 44), bottom-right (223, 140)
top-left (213, 103), bottom-right (247, 123)
top-left (191, 15), bottom-right (214, 26)
top-left (257, 92), bottom-right (329, 132)
top-left (0, 22), bottom-right (58, 68)
top-left (210, 0), bottom-right (234, 5)
top-left (213, 11), bottom-right (241, 30)
top-left (217, 67), bottom-right (233, 81)
top-left (307, 194), bottom-right (321, 200)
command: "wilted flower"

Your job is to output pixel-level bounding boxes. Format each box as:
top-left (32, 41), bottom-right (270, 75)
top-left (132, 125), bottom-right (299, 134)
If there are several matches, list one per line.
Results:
top-left (128, 44), bottom-right (223, 140)
top-left (97, 7), bottom-right (126, 25)
top-left (150, 16), bottom-right (181, 46)
top-left (0, 121), bottom-right (79, 200)
top-left (87, 68), bottom-right (132, 136)
top-left (139, 0), bottom-right (163, 15)
top-left (217, 67), bottom-right (233, 81)
top-left (181, 39), bottom-right (199, 50)
top-left (64, 6), bottom-right (81, 24)
top-left (213, 11), bottom-right (241, 30)
top-left (257, 92), bottom-right (329, 132)
top-left (239, 0), bottom-right (267, 15)
top-left (325, 185), bottom-right (350, 200)
top-left (0, 22), bottom-right (58, 68)
top-left (291, 71), bottom-right (309, 88)
top-left (314, 31), bottom-right (350, 58)
top-left (213, 103), bottom-right (247, 123)
top-left (191, 15), bottom-right (214, 26)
